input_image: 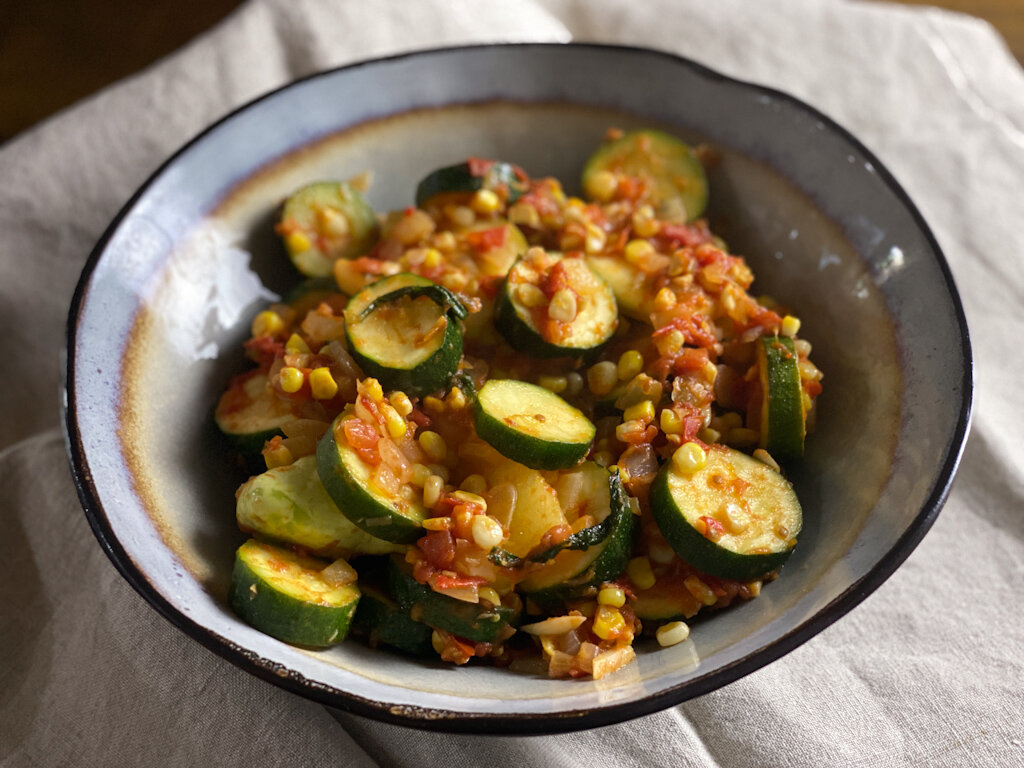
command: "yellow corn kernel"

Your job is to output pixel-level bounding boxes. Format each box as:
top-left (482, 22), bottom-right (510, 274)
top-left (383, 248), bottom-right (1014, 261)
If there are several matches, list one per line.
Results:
top-left (431, 630), bottom-right (446, 654)
top-left (795, 338), bottom-right (813, 357)
top-left (418, 431), bottom-right (447, 462)
top-left (597, 586), bottom-right (626, 608)
top-left (660, 408), bottom-right (683, 435)
top-left (623, 239), bottom-right (654, 264)
top-left (655, 329), bottom-right (685, 357)
top-left (564, 372), bottom-right (584, 398)
top-left (470, 188), bottom-right (502, 214)
top-left (389, 391), bottom-right (413, 417)
top-left (653, 287), bottom-right (677, 311)
top-left (673, 442), bottom-right (707, 474)
top-left (698, 426), bottom-right (722, 444)
top-left (802, 391), bottom-right (814, 414)
top-left (684, 575), bottom-right (718, 606)
top-left (623, 400), bottom-right (655, 425)
top-left (627, 556), bottom-right (656, 591)
top-left (422, 395), bottom-right (445, 413)
top-left (538, 375), bottom-right (568, 394)
top-left (422, 248), bottom-right (443, 268)
top-left (548, 289), bottom-right (578, 323)
top-left (656, 621), bottom-right (690, 647)
top-left (478, 587), bottom-right (502, 607)
top-left (446, 386), bottom-right (467, 411)
top-left (285, 231), bottom-right (311, 253)
top-left (362, 377), bottom-right (384, 403)
top-left (587, 361), bottom-right (619, 397)
top-left (752, 448), bottom-right (781, 473)
top-left (517, 283), bottom-right (548, 308)
top-left (279, 366), bottom-right (304, 394)
top-left (799, 360), bottom-right (823, 382)
top-left (251, 310), bottom-right (285, 338)
top-left (423, 475), bottom-right (445, 507)
top-left (470, 514), bottom-right (504, 550)
top-left (632, 206), bottom-right (660, 237)
top-left (460, 474), bottom-right (488, 496)
top-left (584, 223), bottom-right (607, 254)
top-left (592, 605), bottom-right (627, 640)
top-left (587, 169), bottom-right (619, 202)
top-left (421, 516), bottom-right (454, 532)
top-left (411, 463), bottom-right (431, 487)
top-left (317, 206), bottom-right (350, 238)
top-left (263, 443), bottom-right (293, 469)
top-left (285, 333), bottom-right (311, 354)
top-left (617, 350), bottom-right (644, 381)
top-left (781, 315), bottom-right (802, 337)
top-left (380, 403), bottom-right (407, 438)
top-left (309, 367), bottom-right (339, 400)
top-left (452, 490), bottom-right (487, 510)
top-left (508, 201), bottom-right (541, 228)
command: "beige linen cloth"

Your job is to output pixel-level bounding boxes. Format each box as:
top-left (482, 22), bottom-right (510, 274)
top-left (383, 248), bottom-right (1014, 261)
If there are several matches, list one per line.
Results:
top-left (2, 0), bottom-right (1022, 764)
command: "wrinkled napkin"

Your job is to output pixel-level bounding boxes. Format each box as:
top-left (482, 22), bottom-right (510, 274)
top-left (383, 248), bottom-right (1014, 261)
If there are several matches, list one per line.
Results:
top-left (2, 0), bottom-right (1023, 765)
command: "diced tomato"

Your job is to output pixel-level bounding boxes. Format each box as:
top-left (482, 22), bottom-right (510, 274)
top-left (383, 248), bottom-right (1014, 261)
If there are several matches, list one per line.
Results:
top-left (467, 157), bottom-right (496, 177)
top-left (698, 516), bottom-right (726, 541)
top-left (653, 313), bottom-right (717, 349)
top-left (342, 418), bottom-right (380, 464)
top-left (660, 221), bottom-right (714, 248)
top-left (541, 260), bottom-right (571, 298)
top-left (243, 336), bottom-right (286, 370)
top-left (418, 529), bottom-right (456, 570)
top-left (673, 347), bottom-right (710, 373)
top-left (431, 571), bottom-right (486, 590)
top-left (465, 226), bottom-right (507, 252)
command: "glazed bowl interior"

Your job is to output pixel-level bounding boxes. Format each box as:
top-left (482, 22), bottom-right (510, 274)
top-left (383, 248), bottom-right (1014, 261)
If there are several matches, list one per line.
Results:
top-left (66, 44), bottom-right (971, 733)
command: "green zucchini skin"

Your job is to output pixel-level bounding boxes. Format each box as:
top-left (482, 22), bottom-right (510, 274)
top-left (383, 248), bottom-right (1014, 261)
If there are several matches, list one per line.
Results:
top-left (279, 181), bottom-right (379, 277)
top-left (316, 412), bottom-right (427, 545)
top-left (344, 273), bottom-right (464, 398)
top-left (351, 581), bottom-right (435, 657)
top-left (387, 557), bottom-right (517, 644)
top-left (415, 160), bottom-right (529, 208)
top-left (229, 539), bottom-right (360, 648)
top-left (760, 335), bottom-right (805, 463)
top-left (236, 456), bottom-right (405, 558)
top-left (493, 255), bottom-right (618, 359)
top-left (582, 129), bottom-right (708, 223)
top-left (530, 463), bottom-right (616, 563)
top-left (650, 445), bottom-right (802, 581)
top-left (518, 471), bottom-right (637, 607)
top-left (214, 370), bottom-right (295, 465)
top-left (473, 379), bottom-right (596, 471)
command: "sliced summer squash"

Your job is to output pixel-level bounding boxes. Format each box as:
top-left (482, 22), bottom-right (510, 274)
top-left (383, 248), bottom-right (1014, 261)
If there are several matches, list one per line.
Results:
top-left (236, 456), bottom-right (405, 558)
top-left (387, 556), bottom-right (517, 644)
top-left (278, 181), bottom-right (379, 277)
top-left (758, 334), bottom-right (805, 463)
top-left (584, 254), bottom-right (654, 322)
top-left (215, 370), bottom-right (296, 460)
top-left (351, 580), bottom-right (435, 657)
top-left (494, 252), bottom-right (618, 358)
top-left (650, 445), bottom-right (802, 581)
top-left (229, 538), bottom-right (360, 648)
top-left (316, 410), bottom-right (427, 544)
top-left (344, 273), bottom-right (466, 397)
top-left (582, 129), bottom-right (708, 223)
top-left (473, 379), bottom-right (595, 470)
top-left (415, 160), bottom-right (529, 208)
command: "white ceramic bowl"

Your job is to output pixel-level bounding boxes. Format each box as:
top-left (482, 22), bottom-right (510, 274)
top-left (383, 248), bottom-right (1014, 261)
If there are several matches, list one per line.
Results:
top-left (64, 44), bottom-right (972, 733)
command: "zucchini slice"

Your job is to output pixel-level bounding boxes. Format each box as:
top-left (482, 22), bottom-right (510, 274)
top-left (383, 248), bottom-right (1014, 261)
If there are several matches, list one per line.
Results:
top-left (530, 463), bottom-right (616, 562)
top-left (415, 160), bottom-right (529, 208)
top-left (387, 556), bottom-right (517, 644)
top-left (278, 181), bottom-right (379, 277)
top-left (650, 445), bottom-right (802, 581)
top-left (632, 579), bottom-right (702, 621)
top-left (473, 379), bottom-right (596, 470)
top-left (351, 579), bottom-right (435, 657)
top-left (236, 456), bottom-right (405, 558)
top-left (582, 129), bottom-right (708, 223)
top-left (316, 410), bottom-right (427, 544)
top-left (494, 252), bottom-right (618, 358)
top-left (344, 273), bottom-right (465, 397)
top-left (215, 370), bottom-right (296, 460)
top-left (229, 539), bottom-right (360, 648)
top-left (584, 254), bottom-right (653, 322)
top-left (758, 335), bottom-right (805, 463)
top-left (518, 471), bottom-right (637, 606)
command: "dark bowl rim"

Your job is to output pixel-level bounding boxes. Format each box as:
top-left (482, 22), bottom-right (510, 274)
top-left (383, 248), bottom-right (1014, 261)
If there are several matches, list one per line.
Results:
top-left (62, 41), bottom-right (974, 735)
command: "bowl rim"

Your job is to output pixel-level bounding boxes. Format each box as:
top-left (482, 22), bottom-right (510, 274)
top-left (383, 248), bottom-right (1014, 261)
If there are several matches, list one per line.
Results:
top-left (62, 41), bottom-right (974, 734)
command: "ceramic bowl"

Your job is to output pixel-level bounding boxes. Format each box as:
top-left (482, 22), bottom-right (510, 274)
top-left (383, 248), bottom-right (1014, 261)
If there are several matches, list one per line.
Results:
top-left (64, 44), bottom-right (972, 733)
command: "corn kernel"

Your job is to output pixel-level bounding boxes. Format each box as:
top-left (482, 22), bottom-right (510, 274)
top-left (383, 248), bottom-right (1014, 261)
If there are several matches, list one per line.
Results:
top-left (389, 391), bottom-right (414, 417)
top-left (470, 514), bottom-right (504, 550)
top-left (752, 448), bottom-right (781, 473)
top-left (422, 395), bottom-right (445, 413)
top-left (317, 206), bottom-right (350, 238)
top-left (795, 338), bottom-right (813, 357)
top-left (653, 287), bottom-right (677, 311)
top-left (597, 586), bottom-right (626, 608)
top-left (655, 329), bottom-right (685, 357)
top-left (684, 575), bottom-right (718, 606)
top-left (632, 206), bottom-right (660, 237)
top-left (423, 475), bottom-right (445, 507)
top-left (452, 490), bottom-right (487, 510)
top-left (656, 621), bottom-right (690, 647)
top-left (698, 426), bottom-right (722, 444)
top-left (584, 224), bottom-right (607, 254)
top-left (624, 239), bottom-right (654, 264)
top-left (592, 605), bottom-right (627, 640)
top-left (478, 587), bottom-right (502, 606)
top-left (799, 360), bottom-right (822, 381)
top-left (617, 350), bottom-right (644, 381)
top-left (802, 391), bottom-right (814, 414)
top-left (660, 408), bottom-right (683, 435)
top-left (623, 400), bottom-right (655, 425)
top-left (548, 289), bottom-right (578, 323)
top-left (431, 630), bottom-right (446, 654)
top-left (380, 403), bottom-right (407, 438)
top-left (508, 201), bottom-right (541, 228)
top-left (564, 372), bottom-right (584, 398)
top-left (359, 378), bottom-right (383, 404)
top-left (460, 474), bottom-right (488, 496)
top-left (279, 366), bottom-right (304, 393)
top-left (517, 283), bottom-right (548, 308)
top-left (446, 386), bottom-right (467, 410)
top-left (421, 516), bottom-right (453, 532)
top-left (587, 169), bottom-right (619, 202)
top-left (422, 248), bottom-right (443, 268)
top-left (781, 315), bottom-right (802, 337)
top-left (418, 431), bottom-right (447, 462)
top-left (673, 442), bottom-right (707, 474)
top-left (411, 463), bottom-right (431, 487)
top-left (537, 375), bottom-right (568, 394)
top-left (587, 361), bottom-right (619, 397)
top-left (285, 231), bottom-right (311, 253)
top-left (470, 188), bottom-right (501, 214)
top-left (309, 367), bottom-right (339, 400)
top-left (720, 502), bottom-right (750, 534)
top-left (285, 333), bottom-right (311, 354)
top-left (264, 443), bottom-right (293, 469)
top-left (627, 556), bottom-right (656, 590)
top-left (251, 310), bottom-right (285, 338)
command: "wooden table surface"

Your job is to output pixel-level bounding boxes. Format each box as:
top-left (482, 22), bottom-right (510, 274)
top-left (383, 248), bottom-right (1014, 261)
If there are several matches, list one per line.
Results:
top-left (1, 0), bottom-right (1021, 144)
